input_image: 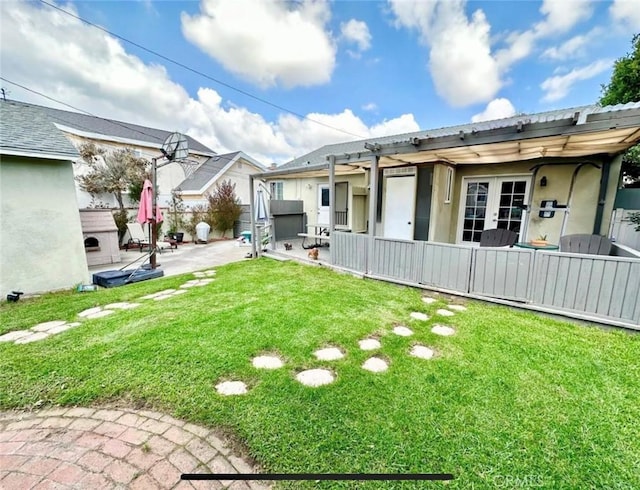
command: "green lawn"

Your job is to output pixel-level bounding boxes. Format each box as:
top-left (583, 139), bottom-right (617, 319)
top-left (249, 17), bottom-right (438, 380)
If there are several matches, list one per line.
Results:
top-left (1, 259), bottom-right (638, 489)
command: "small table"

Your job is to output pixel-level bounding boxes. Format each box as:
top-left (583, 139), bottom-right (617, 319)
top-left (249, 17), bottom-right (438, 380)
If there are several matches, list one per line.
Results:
top-left (514, 242), bottom-right (559, 251)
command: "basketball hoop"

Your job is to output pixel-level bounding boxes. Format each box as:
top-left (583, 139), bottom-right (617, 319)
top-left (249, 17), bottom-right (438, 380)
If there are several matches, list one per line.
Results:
top-left (175, 158), bottom-right (200, 179)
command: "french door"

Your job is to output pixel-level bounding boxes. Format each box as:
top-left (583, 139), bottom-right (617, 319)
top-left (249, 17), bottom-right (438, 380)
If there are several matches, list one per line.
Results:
top-left (458, 176), bottom-right (530, 244)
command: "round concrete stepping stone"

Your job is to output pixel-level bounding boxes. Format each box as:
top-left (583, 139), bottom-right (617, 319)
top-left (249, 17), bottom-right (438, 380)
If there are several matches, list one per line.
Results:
top-left (31, 320), bottom-right (67, 332)
top-left (436, 309), bottom-right (455, 317)
top-left (180, 282), bottom-right (198, 289)
top-left (392, 326), bottom-right (413, 337)
top-left (172, 289), bottom-right (188, 296)
top-left (104, 302), bottom-right (140, 310)
top-left (198, 279), bottom-right (214, 285)
top-left (362, 357), bottom-right (388, 373)
top-left (358, 338), bottom-right (381, 351)
top-left (313, 347), bottom-right (345, 361)
top-left (140, 292), bottom-right (163, 299)
top-left (204, 269), bottom-right (216, 275)
top-left (410, 312), bottom-right (429, 321)
top-left (296, 369), bottom-right (335, 387)
top-left (0, 330), bottom-right (32, 342)
top-left (153, 294), bottom-right (173, 301)
top-left (85, 310), bottom-right (115, 319)
top-left (215, 381), bottom-right (248, 396)
top-left (448, 304), bottom-right (467, 312)
top-left (431, 325), bottom-right (456, 336)
top-left (78, 307), bottom-right (102, 318)
top-left (252, 355), bottom-right (284, 369)
top-left (410, 345), bottom-right (435, 359)
top-left (15, 332), bottom-right (49, 344)
top-left (193, 272), bottom-right (206, 277)
top-left (421, 297), bottom-right (437, 304)
top-left (47, 323), bottom-right (78, 335)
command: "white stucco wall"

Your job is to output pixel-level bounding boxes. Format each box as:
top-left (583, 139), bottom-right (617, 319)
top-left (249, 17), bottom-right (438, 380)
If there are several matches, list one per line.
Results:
top-left (0, 156), bottom-right (89, 296)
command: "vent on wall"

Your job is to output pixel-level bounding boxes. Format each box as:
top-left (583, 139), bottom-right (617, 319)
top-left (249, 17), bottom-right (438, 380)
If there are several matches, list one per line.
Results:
top-left (383, 166), bottom-right (416, 177)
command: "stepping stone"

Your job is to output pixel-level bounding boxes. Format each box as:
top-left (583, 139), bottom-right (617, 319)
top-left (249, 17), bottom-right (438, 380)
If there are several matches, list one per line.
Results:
top-left (172, 289), bottom-right (188, 296)
top-left (215, 381), bottom-right (248, 396)
top-left (180, 282), bottom-right (199, 289)
top-left (313, 347), bottom-right (344, 361)
top-left (78, 307), bottom-right (102, 317)
top-left (203, 269), bottom-right (216, 276)
top-left (392, 326), bottom-right (413, 337)
top-left (0, 330), bottom-right (32, 342)
top-left (15, 332), bottom-right (49, 344)
top-left (85, 310), bottom-right (114, 319)
top-left (252, 355), bottom-right (284, 369)
top-left (153, 295), bottom-right (173, 301)
top-left (47, 323), bottom-right (76, 335)
top-left (193, 272), bottom-right (206, 278)
top-left (140, 292), bottom-right (163, 299)
top-left (448, 305), bottom-right (467, 312)
top-left (431, 325), bottom-right (456, 337)
top-left (362, 357), bottom-right (388, 373)
top-left (104, 302), bottom-right (140, 310)
top-left (410, 345), bottom-right (435, 360)
top-left (198, 279), bottom-right (214, 285)
top-left (436, 309), bottom-right (455, 317)
top-left (410, 312), bottom-right (429, 321)
top-left (421, 297), bottom-right (437, 304)
top-left (296, 369), bottom-right (334, 387)
top-left (31, 320), bottom-right (67, 332)
top-left (358, 338), bottom-right (381, 351)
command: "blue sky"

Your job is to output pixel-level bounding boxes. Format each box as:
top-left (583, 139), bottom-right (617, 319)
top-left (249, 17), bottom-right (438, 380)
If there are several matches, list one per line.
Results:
top-left (1, 0), bottom-right (638, 164)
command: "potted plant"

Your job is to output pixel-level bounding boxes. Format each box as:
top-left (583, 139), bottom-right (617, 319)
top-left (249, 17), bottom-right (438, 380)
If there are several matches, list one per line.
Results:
top-left (167, 189), bottom-right (186, 243)
top-left (530, 234), bottom-right (548, 247)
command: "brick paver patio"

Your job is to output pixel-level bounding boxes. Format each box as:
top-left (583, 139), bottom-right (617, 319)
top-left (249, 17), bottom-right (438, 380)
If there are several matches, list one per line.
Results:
top-left (0, 408), bottom-right (269, 489)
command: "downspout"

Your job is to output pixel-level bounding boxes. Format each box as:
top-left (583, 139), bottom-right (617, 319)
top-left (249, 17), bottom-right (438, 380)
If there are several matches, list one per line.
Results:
top-left (249, 176), bottom-right (256, 258)
top-left (593, 159), bottom-right (611, 234)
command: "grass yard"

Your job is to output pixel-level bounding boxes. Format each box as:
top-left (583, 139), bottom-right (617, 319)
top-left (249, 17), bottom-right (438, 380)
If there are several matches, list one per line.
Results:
top-left (1, 259), bottom-right (638, 489)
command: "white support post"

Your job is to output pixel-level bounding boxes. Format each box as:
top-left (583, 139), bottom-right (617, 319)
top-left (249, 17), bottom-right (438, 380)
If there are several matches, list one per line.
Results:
top-left (367, 155), bottom-right (379, 274)
top-left (249, 177), bottom-right (256, 258)
top-left (150, 157), bottom-right (158, 269)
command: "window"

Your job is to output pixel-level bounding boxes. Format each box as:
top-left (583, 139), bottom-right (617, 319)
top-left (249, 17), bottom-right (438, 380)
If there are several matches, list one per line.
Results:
top-left (444, 166), bottom-right (454, 203)
top-left (270, 181), bottom-right (284, 200)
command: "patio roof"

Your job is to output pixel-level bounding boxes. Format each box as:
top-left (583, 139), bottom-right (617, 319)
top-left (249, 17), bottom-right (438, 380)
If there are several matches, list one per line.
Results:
top-left (255, 102), bottom-right (640, 178)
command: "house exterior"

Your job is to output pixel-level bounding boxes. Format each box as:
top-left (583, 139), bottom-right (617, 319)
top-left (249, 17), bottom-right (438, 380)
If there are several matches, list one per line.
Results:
top-left (7, 100), bottom-right (217, 209)
top-left (258, 103), bottom-right (640, 247)
top-left (177, 151), bottom-right (266, 238)
top-left (0, 100), bottom-right (89, 296)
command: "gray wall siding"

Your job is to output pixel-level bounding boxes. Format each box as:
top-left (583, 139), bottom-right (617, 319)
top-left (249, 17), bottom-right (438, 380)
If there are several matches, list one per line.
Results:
top-left (418, 242), bottom-right (472, 293)
top-left (471, 248), bottom-right (533, 301)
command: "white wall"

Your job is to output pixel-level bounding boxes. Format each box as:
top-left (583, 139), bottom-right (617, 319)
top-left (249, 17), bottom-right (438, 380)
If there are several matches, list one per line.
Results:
top-left (0, 156), bottom-right (89, 296)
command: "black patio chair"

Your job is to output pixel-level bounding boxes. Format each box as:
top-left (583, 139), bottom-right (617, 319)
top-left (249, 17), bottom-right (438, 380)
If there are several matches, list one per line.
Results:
top-left (559, 234), bottom-right (612, 255)
top-left (479, 228), bottom-right (517, 247)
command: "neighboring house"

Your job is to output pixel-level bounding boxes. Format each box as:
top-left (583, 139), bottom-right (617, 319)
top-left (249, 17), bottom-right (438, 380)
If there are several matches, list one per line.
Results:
top-left (6, 100), bottom-right (217, 209)
top-left (258, 103), bottom-right (640, 246)
top-left (0, 100), bottom-right (89, 296)
top-left (177, 151), bottom-right (266, 237)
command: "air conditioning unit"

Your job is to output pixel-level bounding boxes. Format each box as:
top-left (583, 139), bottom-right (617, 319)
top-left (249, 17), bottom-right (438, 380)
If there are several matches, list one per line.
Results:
top-left (383, 166), bottom-right (417, 177)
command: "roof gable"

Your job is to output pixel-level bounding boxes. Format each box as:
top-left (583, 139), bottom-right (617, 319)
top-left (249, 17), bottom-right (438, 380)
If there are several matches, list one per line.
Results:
top-left (178, 151), bottom-right (265, 193)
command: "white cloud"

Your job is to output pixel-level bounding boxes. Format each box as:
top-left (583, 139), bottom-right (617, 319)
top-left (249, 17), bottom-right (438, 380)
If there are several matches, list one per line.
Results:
top-left (181, 0), bottom-right (336, 88)
top-left (389, 0), bottom-right (595, 107)
top-left (541, 29), bottom-right (600, 61)
top-left (341, 19), bottom-right (372, 53)
top-left (0, 0), bottom-right (416, 165)
top-left (362, 102), bottom-right (378, 112)
top-left (540, 59), bottom-right (612, 102)
top-left (609, 0), bottom-right (640, 30)
top-left (471, 98), bottom-right (517, 122)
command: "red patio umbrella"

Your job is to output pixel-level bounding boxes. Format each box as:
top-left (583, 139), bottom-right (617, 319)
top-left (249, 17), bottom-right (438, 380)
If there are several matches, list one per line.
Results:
top-left (136, 179), bottom-right (163, 268)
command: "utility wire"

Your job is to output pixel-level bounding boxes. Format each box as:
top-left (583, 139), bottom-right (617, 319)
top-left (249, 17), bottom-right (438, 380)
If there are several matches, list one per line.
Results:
top-left (37, 0), bottom-right (368, 140)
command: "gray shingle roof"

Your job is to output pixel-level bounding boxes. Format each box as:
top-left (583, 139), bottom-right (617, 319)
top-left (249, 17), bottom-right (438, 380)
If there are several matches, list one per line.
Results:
top-left (178, 152), bottom-right (240, 191)
top-left (7, 100), bottom-right (215, 155)
top-left (277, 102), bottom-right (640, 171)
top-left (0, 101), bottom-right (79, 159)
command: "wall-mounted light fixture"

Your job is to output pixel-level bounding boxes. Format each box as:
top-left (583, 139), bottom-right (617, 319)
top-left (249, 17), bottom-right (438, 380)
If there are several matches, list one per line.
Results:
top-left (540, 176), bottom-right (548, 187)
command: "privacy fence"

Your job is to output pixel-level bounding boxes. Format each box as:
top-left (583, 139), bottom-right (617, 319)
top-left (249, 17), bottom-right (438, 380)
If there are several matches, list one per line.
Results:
top-left (331, 231), bottom-right (640, 329)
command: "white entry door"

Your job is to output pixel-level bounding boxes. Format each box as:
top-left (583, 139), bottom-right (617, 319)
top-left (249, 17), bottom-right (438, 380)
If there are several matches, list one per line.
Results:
top-left (317, 184), bottom-right (330, 225)
top-left (383, 175), bottom-right (416, 240)
top-left (458, 176), bottom-right (530, 244)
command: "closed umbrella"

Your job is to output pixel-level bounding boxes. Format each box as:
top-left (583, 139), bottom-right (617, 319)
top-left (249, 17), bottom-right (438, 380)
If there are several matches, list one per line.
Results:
top-left (137, 179), bottom-right (163, 225)
top-left (255, 188), bottom-right (268, 222)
